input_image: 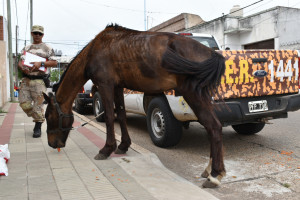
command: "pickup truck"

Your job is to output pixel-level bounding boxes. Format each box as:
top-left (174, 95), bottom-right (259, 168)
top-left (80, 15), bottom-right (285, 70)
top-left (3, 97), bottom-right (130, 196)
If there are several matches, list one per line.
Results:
top-left (92, 33), bottom-right (300, 148)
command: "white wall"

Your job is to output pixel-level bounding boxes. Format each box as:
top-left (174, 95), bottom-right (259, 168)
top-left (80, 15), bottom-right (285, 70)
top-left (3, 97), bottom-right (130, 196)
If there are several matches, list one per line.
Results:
top-left (187, 7), bottom-right (300, 50)
top-left (277, 7), bottom-right (300, 50)
top-left (0, 16), bottom-right (10, 106)
top-left (0, 41), bottom-right (8, 108)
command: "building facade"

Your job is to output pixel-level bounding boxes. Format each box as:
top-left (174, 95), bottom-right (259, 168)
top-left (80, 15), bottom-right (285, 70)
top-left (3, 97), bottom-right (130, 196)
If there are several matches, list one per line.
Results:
top-left (186, 6), bottom-right (300, 50)
top-left (149, 6), bottom-right (300, 51)
top-left (0, 16), bottom-right (9, 108)
top-left (148, 13), bottom-right (204, 32)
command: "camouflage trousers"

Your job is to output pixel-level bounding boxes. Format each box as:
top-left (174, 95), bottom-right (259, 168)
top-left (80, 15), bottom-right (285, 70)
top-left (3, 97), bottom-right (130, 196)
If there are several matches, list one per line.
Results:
top-left (19, 77), bottom-right (46, 122)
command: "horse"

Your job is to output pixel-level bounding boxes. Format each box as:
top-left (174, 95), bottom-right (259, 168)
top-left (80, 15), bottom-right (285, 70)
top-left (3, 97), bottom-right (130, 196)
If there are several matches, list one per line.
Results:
top-left (43, 24), bottom-right (226, 188)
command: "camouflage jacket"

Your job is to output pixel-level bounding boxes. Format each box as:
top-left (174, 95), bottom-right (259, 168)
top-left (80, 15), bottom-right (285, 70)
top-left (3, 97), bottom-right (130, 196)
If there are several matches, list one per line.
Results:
top-left (20, 43), bottom-right (55, 76)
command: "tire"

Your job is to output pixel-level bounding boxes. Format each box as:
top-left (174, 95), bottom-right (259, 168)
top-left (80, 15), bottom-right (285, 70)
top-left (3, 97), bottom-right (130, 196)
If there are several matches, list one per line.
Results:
top-left (146, 97), bottom-right (182, 148)
top-left (232, 122), bottom-right (265, 135)
top-left (74, 98), bottom-right (85, 114)
top-left (93, 92), bottom-right (105, 122)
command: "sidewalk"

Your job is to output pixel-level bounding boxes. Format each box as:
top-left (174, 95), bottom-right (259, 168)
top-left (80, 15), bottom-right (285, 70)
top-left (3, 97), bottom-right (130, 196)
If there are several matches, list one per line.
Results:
top-left (0, 102), bottom-right (218, 200)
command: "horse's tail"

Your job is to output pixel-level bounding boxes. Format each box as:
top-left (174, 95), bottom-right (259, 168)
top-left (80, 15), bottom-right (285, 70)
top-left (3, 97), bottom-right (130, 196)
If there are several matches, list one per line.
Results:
top-left (162, 47), bottom-right (225, 105)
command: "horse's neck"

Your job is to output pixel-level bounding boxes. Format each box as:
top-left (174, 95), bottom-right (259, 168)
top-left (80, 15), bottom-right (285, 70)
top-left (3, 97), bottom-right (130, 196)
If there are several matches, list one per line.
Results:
top-left (55, 42), bottom-right (92, 113)
top-left (56, 61), bottom-right (88, 113)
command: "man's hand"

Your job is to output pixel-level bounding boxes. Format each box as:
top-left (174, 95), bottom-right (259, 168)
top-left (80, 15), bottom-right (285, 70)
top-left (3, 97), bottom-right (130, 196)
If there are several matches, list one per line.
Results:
top-left (18, 60), bottom-right (30, 74)
top-left (22, 66), bottom-right (31, 75)
top-left (29, 62), bottom-right (42, 72)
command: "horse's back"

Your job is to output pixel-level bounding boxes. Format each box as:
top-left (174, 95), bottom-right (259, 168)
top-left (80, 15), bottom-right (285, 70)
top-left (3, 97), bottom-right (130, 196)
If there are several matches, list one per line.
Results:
top-left (87, 27), bottom-right (178, 91)
top-left (87, 25), bottom-right (220, 94)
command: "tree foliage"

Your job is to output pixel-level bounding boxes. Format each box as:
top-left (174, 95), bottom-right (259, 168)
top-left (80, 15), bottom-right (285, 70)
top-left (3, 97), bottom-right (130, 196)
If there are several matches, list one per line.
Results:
top-left (50, 69), bottom-right (64, 83)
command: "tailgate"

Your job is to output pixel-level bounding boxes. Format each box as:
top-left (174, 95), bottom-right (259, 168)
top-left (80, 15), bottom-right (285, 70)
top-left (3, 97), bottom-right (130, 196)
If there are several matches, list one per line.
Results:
top-left (216, 50), bottom-right (299, 99)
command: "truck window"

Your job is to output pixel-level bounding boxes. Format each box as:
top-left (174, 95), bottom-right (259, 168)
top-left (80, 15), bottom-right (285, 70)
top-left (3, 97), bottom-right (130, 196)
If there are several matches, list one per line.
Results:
top-left (190, 37), bottom-right (219, 50)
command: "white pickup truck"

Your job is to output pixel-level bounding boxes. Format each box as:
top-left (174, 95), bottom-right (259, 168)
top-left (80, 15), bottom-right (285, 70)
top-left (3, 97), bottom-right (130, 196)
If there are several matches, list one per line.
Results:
top-left (92, 33), bottom-right (300, 148)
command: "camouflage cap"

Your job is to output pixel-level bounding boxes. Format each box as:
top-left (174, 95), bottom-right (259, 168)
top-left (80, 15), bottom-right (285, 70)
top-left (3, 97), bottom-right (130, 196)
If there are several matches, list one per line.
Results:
top-left (31, 25), bottom-right (44, 34)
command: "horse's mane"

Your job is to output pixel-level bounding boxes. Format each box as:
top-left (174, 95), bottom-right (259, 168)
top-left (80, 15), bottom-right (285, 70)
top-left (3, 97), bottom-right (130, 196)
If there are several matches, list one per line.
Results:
top-left (52, 42), bottom-right (90, 93)
top-left (105, 23), bottom-right (135, 31)
top-left (52, 24), bottom-right (136, 93)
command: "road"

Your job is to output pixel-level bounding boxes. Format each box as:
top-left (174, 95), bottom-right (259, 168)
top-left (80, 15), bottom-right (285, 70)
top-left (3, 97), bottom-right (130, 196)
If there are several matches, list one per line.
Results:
top-left (83, 107), bottom-right (300, 200)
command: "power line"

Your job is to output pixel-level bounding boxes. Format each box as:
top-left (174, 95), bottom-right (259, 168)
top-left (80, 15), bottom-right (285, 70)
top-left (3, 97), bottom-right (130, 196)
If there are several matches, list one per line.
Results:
top-left (46, 41), bottom-right (88, 47)
top-left (225, 0), bottom-right (264, 17)
top-left (15, 38), bottom-right (88, 47)
top-left (78, 0), bottom-right (179, 15)
top-left (250, 1), bottom-right (300, 27)
top-left (46, 39), bottom-right (90, 42)
top-left (189, 0), bottom-right (265, 31)
top-left (52, 0), bottom-right (100, 30)
top-left (242, 0), bottom-right (273, 15)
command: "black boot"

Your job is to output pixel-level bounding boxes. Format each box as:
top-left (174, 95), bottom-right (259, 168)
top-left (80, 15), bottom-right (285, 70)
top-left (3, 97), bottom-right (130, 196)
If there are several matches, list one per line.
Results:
top-left (33, 122), bottom-right (42, 138)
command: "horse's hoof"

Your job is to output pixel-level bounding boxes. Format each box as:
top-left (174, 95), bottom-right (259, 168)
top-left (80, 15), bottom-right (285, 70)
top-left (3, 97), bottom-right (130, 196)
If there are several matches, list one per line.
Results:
top-left (201, 170), bottom-right (210, 178)
top-left (202, 176), bottom-right (221, 188)
top-left (115, 148), bottom-right (127, 154)
top-left (94, 153), bottom-right (108, 160)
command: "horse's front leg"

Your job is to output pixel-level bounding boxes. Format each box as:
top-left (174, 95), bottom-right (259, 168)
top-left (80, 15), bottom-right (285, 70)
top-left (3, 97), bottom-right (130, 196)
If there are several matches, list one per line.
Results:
top-left (94, 86), bottom-right (117, 160)
top-left (114, 87), bottom-right (131, 154)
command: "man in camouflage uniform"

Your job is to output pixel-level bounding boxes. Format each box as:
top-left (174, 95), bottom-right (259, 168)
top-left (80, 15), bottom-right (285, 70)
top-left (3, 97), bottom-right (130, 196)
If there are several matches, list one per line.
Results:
top-left (18, 25), bottom-right (57, 138)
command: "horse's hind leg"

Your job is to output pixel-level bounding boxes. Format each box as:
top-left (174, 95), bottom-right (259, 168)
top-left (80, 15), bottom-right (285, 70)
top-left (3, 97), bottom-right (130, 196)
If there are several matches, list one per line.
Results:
top-left (196, 106), bottom-right (225, 187)
top-left (94, 85), bottom-right (117, 160)
top-left (181, 92), bottom-right (225, 188)
top-left (201, 158), bottom-right (212, 178)
top-left (114, 87), bottom-right (131, 154)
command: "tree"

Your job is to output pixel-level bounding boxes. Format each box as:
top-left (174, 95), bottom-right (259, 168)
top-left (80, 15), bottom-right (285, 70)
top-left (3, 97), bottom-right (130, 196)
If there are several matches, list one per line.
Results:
top-left (50, 69), bottom-right (64, 83)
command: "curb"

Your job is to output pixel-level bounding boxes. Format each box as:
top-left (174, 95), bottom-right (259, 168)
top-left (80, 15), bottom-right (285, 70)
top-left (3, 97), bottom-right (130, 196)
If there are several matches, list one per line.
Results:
top-left (73, 111), bottom-right (206, 187)
top-left (73, 111), bottom-right (152, 155)
top-left (73, 111), bottom-right (218, 200)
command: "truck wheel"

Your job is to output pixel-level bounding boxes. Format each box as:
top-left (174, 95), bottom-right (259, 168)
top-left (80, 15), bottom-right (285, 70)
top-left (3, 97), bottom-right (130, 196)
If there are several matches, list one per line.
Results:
top-left (146, 97), bottom-right (182, 147)
top-left (74, 98), bottom-right (85, 114)
top-left (93, 92), bottom-right (105, 122)
top-left (232, 122), bottom-right (265, 135)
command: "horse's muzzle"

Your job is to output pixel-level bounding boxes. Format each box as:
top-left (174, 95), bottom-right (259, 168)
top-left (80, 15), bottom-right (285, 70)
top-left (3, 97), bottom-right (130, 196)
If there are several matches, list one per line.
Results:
top-left (48, 140), bottom-right (65, 149)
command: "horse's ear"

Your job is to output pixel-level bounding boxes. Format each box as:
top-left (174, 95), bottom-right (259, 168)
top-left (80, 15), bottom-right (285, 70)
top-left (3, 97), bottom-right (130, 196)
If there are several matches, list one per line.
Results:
top-left (43, 92), bottom-right (51, 104)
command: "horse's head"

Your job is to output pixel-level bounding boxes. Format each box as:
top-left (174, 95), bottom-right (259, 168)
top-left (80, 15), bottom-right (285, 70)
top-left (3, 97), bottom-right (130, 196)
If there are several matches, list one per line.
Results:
top-left (43, 92), bottom-right (74, 149)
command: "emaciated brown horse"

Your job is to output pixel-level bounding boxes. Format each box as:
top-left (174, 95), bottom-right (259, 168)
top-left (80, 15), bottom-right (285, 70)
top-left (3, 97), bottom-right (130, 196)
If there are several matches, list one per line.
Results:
top-left (43, 24), bottom-right (225, 188)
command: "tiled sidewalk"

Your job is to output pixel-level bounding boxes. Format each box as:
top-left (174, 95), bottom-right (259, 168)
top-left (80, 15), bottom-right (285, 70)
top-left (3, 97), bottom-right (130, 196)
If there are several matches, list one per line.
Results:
top-left (0, 102), bottom-right (217, 200)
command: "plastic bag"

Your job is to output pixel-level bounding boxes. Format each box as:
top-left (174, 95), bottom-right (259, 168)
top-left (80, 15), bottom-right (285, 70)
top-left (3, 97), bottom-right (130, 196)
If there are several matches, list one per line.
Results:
top-left (0, 158), bottom-right (8, 176)
top-left (0, 144), bottom-right (10, 176)
top-left (0, 144), bottom-right (10, 162)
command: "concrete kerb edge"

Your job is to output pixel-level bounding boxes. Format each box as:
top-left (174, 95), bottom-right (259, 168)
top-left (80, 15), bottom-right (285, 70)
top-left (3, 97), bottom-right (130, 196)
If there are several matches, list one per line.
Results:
top-left (73, 111), bottom-right (152, 155)
top-left (73, 111), bottom-right (212, 187)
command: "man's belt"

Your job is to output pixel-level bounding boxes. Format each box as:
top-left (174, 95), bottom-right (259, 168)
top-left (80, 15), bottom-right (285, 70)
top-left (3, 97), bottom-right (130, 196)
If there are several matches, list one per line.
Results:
top-left (23, 73), bottom-right (46, 80)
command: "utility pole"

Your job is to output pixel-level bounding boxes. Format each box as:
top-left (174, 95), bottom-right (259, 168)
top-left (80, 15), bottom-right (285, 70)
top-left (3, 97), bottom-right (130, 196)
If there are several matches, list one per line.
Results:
top-left (147, 16), bottom-right (149, 30)
top-left (144, 0), bottom-right (146, 31)
top-left (7, 0), bottom-right (14, 101)
top-left (15, 25), bottom-right (19, 86)
top-left (30, 0), bottom-right (33, 43)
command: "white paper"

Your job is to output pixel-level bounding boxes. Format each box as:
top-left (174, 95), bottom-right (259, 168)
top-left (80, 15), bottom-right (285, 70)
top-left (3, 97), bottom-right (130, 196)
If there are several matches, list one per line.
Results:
top-left (23, 52), bottom-right (47, 71)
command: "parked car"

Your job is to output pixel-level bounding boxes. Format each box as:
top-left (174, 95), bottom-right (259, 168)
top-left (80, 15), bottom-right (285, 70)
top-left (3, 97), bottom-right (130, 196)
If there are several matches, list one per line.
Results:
top-left (74, 80), bottom-right (93, 114)
top-left (92, 33), bottom-right (300, 148)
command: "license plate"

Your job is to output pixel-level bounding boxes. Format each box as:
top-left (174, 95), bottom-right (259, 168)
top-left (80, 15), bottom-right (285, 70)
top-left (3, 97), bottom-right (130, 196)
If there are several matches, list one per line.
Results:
top-left (248, 100), bottom-right (268, 113)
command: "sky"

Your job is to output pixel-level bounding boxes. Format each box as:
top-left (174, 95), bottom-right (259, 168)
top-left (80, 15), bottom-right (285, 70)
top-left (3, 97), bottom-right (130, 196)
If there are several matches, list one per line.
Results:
top-left (1, 0), bottom-right (300, 56)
